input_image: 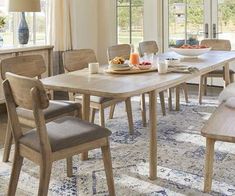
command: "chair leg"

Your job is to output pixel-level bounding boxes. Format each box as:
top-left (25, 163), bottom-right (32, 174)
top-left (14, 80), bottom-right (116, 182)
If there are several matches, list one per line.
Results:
top-left (168, 88), bottom-right (173, 111)
top-left (90, 108), bottom-right (96, 123)
top-left (204, 138), bottom-right (215, 193)
top-left (182, 83), bottom-right (189, 103)
top-left (101, 143), bottom-right (116, 196)
top-left (125, 97), bottom-right (134, 134)
top-left (175, 86), bottom-right (180, 111)
top-left (204, 77), bottom-right (208, 96)
top-left (140, 94), bottom-right (147, 127)
top-left (66, 157), bottom-right (73, 177)
top-left (38, 160), bottom-right (52, 196)
top-left (199, 76), bottom-right (204, 105)
top-left (109, 104), bottom-right (116, 119)
top-left (7, 149), bottom-right (23, 196)
top-left (230, 73), bottom-right (234, 83)
top-left (159, 91), bottom-right (166, 116)
top-left (99, 108), bottom-right (105, 127)
top-left (3, 120), bottom-right (13, 162)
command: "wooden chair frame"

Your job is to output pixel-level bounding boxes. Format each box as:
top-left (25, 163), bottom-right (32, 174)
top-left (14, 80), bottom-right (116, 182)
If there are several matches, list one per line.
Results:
top-left (199, 39), bottom-right (233, 104)
top-left (1, 55), bottom-right (81, 162)
top-left (3, 73), bottom-right (115, 196)
top-left (63, 49), bottom-right (134, 133)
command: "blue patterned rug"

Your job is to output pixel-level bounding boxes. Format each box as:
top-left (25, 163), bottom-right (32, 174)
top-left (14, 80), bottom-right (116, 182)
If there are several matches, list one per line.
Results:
top-left (1, 95), bottom-right (235, 196)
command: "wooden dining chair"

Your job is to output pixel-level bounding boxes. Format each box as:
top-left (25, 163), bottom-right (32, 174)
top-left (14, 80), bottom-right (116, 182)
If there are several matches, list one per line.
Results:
top-left (201, 103), bottom-right (235, 193)
top-left (3, 72), bottom-right (115, 196)
top-left (106, 44), bottom-right (134, 120)
top-left (107, 44), bottom-right (132, 60)
top-left (138, 41), bottom-right (189, 122)
top-left (62, 49), bottom-right (134, 133)
top-left (199, 39), bottom-right (234, 104)
top-left (1, 55), bottom-right (82, 163)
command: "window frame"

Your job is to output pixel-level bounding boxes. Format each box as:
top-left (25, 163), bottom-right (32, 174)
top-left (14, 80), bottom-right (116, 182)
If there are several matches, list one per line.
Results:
top-left (116, 0), bottom-right (144, 45)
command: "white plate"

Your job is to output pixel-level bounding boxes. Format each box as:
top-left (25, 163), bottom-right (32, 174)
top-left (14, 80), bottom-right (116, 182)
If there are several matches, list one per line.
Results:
top-left (108, 64), bottom-right (131, 71)
top-left (171, 47), bottom-right (211, 57)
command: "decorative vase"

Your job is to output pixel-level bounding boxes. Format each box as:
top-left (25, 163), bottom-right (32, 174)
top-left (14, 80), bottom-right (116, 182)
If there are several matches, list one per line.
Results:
top-left (18, 12), bottom-right (29, 45)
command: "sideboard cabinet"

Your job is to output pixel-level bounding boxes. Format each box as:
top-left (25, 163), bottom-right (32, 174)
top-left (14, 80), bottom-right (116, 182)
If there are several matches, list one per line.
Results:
top-left (0, 45), bottom-right (53, 104)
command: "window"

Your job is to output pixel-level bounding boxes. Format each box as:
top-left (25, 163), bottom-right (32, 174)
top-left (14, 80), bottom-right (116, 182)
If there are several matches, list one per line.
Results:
top-left (0, 0), bottom-right (47, 47)
top-left (116, 0), bottom-right (144, 49)
top-left (167, 0), bottom-right (204, 48)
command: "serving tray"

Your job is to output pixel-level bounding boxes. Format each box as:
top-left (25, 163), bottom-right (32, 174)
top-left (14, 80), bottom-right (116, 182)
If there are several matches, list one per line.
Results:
top-left (104, 67), bottom-right (158, 74)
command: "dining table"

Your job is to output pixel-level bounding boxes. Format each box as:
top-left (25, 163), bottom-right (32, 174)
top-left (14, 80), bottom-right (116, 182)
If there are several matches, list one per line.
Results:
top-left (41, 50), bottom-right (235, 180)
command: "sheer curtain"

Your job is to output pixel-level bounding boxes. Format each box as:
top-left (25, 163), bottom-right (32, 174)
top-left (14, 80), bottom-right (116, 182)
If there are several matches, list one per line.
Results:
top-left (47, 0), bottom-right (74, 75)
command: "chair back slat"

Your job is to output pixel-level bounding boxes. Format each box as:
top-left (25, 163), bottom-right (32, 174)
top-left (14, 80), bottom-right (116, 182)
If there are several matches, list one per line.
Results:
top-left (107, 44), bottom-right (131, 61)
top-left (201, 39), bottom-right (231, 51)
top-left (63, 49), bottom-right (97, 72)
top-left (5, 73), bottom-right (49, 110)
top-left (139, 41), bottom-right (159, 57)
top-left (1, 55), bottom-right (46, 80)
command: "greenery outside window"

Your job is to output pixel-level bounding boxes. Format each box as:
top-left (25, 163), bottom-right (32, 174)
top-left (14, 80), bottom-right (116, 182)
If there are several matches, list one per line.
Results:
top-left (116, 0), bottom-right (144, 49)
top-left (0, 0), bottom-right (47, 47)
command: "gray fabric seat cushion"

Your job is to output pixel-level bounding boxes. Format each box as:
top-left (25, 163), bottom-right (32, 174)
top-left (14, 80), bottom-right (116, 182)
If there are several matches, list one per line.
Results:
top-left (16, 100), bottom-right (81, 121)
top-left (75, 95), bottom-right (112, 104)
top-left (19, 116), bottom-right (111, 152)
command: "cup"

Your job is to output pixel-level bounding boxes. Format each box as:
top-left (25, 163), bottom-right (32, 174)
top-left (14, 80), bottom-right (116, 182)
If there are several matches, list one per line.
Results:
top-left (88, 62), bottom-right (99, 74)
top-left (129, 53), bottom-right (140, 66)
top-left (143, 53), bottom-right (154, 64)
top-left (158, 62), bottom-right (168, 74)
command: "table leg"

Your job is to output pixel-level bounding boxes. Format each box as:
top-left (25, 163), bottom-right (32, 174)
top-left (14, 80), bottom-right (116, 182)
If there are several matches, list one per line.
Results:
top-left (81, 94), bottom-right (90, 161)
top-left (149, 90), bottom-right (157, 180)
top-left (224, 63), bottom-right (230, 87)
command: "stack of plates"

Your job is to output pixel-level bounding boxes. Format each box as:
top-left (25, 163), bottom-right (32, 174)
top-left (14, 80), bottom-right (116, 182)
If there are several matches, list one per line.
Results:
top-left (108, 64), bottom-right (131, 71)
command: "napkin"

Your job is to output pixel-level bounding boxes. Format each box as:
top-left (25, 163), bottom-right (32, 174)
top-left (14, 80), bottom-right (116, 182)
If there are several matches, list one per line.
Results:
top-left (168, 65), bottom-right (199, 73)
top-left (218, 82), bottom-right (235, 109)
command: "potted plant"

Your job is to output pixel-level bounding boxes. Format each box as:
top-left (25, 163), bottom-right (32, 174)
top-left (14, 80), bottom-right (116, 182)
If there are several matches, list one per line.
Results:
top-left (0, 16), bottom-right (6, 47)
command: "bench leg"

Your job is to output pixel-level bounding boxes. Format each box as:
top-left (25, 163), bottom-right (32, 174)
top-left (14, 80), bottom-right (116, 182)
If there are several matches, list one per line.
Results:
top-left (204, 138), bottom-right (215, 193)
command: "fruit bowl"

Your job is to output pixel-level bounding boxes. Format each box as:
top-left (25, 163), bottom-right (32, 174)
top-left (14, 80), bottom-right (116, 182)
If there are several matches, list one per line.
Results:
top-left (171, 46), bottom-right (211, 57)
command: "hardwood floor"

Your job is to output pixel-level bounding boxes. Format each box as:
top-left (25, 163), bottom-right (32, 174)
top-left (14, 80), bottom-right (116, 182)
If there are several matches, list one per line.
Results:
top-left (0, 84), bottom-right (223, 148)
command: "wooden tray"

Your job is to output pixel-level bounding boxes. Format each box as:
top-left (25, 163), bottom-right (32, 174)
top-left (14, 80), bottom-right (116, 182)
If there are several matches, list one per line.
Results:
top-left (104, 67), bottom-right (158, 74)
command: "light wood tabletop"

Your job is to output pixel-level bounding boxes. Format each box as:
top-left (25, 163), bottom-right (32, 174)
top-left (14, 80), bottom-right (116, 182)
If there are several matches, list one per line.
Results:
top-left (41, 50), bottom-right (235, 180)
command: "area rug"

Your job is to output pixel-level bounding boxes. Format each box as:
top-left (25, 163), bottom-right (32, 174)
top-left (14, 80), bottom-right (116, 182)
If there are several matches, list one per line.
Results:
top-left (1, 95), bottom-right (235, 196)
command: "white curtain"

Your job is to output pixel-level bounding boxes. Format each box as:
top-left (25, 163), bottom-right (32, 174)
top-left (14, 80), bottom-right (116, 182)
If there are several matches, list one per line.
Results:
top-left (47, 0), bottom-right (74, 74)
